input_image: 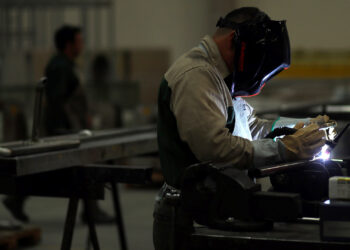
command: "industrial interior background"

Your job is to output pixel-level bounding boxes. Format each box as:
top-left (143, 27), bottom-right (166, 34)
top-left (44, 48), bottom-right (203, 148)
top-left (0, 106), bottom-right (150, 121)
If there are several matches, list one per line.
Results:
top-left (1, 0), bottom-right (350, 249)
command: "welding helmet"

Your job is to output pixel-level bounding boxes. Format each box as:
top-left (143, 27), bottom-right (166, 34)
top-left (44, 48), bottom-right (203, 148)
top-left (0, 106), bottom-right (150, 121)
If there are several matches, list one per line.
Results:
top-left (216, 13), bottom-right (290, 97)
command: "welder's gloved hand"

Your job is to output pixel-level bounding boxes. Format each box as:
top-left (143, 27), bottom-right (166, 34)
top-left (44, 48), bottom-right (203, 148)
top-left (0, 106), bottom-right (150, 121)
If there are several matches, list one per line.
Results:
top-left (280, 123), bottom-right (326, 161)
top-left (309, 115), bottom-right (330, 126)
top-left (293, 122), bottom-right (304, 130)
top-left (310, 115), bottom-right (337, 140)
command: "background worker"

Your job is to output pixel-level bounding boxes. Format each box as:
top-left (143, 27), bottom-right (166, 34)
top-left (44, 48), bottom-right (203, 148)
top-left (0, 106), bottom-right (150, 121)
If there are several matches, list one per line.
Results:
top-left (4, 25), bottom-right (113, 224)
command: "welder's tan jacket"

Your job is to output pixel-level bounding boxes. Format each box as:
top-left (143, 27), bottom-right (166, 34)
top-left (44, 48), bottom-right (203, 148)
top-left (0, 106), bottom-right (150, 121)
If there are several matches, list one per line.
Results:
top-left (157, 35), bottom-right (293, 188)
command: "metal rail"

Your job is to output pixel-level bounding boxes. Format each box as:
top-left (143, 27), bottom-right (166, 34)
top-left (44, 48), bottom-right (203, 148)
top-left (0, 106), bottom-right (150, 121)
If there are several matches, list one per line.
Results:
top-left (248, 160), bottom-right (315, 178)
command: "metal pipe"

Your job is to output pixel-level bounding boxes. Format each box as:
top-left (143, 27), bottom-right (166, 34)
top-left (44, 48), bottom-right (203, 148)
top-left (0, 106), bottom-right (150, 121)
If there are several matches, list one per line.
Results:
top-left (249, 160), bottom-right (312, 178)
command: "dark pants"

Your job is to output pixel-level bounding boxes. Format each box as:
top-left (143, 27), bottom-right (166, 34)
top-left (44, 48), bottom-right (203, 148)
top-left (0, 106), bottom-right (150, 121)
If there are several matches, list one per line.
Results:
top-left (153, 191), bottom-right (193, 250)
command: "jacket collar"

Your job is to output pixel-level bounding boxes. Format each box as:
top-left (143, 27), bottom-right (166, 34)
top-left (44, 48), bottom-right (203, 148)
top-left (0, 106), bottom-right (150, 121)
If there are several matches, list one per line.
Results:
top-left (200, 35), bottom-right (230, 78)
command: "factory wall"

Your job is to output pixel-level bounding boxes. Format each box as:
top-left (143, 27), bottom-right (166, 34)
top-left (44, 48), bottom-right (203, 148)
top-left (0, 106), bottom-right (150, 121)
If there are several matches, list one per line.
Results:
top-left (232, 0), bottom-right (350, 50)
top-left (3, 0), bottom-right (350, 84)
top-left (114, 0), bottom-right (212, 62)
top-left (113, 0), bottom-right (350, 63)
top-left (2, 0), bottom-right (350, 132)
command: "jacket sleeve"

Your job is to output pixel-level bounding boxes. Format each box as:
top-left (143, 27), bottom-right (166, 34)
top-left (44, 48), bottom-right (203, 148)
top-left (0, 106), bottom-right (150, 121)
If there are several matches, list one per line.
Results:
top-left (246, 101), bottom-right (275, 140)
top-left (170, 67), bottom-right (254, 170)
top-left (272, 117), bottom-right (311, 129)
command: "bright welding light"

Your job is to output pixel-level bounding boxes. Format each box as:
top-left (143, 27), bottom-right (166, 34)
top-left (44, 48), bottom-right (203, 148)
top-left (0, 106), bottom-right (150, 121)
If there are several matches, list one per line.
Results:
top-left (316, 145), bottom-right (331, 161)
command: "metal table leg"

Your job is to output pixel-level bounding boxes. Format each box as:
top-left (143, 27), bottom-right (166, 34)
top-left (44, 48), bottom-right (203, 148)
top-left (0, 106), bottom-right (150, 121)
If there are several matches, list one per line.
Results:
top-left (84, 199), bottom-right (100, 250)
top-left (111, 182), bottom-right (128, 250)
top-left (61, 197), bottom-right (79, 250)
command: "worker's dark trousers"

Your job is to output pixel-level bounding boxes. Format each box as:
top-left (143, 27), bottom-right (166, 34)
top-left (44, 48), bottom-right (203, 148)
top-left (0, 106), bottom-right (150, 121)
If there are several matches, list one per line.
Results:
top-left (153, 196), bottom-right (193, 250)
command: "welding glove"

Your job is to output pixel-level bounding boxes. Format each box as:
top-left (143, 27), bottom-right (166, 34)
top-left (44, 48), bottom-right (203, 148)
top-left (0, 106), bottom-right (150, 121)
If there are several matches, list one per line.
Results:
top-left (280, 123), bottom-right (325, 161)
top-left (309, 115), bottom-right (330, 126)
top-left (310, 115), bottom-right (338, 140)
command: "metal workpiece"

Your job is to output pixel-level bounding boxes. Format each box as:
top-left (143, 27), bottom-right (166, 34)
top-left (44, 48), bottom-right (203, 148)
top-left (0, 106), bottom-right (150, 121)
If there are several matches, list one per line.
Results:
top-left (0, 125), bottom-right (157, 176)
top-left (248, 159), bottom-right (315, 178)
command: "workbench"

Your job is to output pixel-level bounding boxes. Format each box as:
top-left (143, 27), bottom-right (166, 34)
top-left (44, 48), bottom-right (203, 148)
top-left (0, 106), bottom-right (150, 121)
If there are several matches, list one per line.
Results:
top-left (190, 222), bottom-right (350, 250)
top-left (0, 125), bottom-right (158, 250)
top-left (0, 125), bottom-right (157, 176)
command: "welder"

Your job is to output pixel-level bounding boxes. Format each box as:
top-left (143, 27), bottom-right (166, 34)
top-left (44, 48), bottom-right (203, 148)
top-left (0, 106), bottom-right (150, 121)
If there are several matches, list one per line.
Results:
top-left (154, 7), bottom-right (332, 250)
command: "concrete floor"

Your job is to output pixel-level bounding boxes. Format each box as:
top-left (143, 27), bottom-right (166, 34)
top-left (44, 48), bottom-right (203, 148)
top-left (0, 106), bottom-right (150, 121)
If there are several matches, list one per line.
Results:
top-left (0, 185), bottom-right (159, 250)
